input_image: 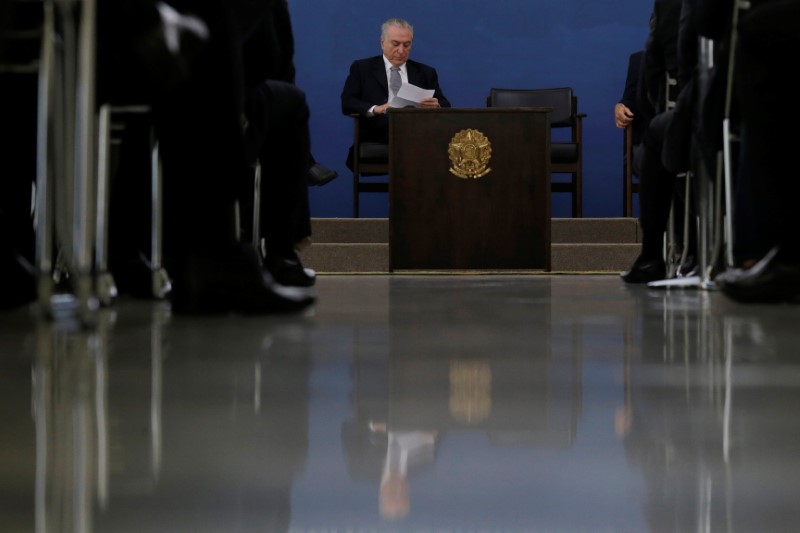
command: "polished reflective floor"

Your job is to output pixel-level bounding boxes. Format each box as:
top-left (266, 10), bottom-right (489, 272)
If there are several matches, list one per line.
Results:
top-left (2, 275), bottom-right (800, 532)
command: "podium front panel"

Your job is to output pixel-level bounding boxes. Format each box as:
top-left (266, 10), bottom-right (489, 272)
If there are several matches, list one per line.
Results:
top-left (389, 108), bottom-right (551, 270)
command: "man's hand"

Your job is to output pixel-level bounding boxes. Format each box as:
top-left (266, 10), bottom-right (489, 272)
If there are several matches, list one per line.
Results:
top-left (615, 103), bottom-right (634, 129)
top-left (419, 97), bottom-right (440, 109)
top-left (374, 102), bottom-right (391, 115)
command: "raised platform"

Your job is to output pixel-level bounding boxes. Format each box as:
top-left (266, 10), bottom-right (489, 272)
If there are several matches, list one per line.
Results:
top-left (299, 218), bottom-right (642, 273)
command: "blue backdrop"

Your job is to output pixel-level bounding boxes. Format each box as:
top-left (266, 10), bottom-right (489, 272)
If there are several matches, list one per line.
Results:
top-left (291, 0), bottom-right (652, 218)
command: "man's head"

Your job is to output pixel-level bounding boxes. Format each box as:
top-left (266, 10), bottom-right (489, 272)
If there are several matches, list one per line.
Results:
top-left (380, 18), bottom-right (413, 67)
top-left (379, 472), bottom-right (410, 520)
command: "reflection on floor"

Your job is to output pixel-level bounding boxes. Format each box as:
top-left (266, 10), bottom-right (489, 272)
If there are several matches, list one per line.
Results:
top-left (2, 275), bottom-right (800, 532)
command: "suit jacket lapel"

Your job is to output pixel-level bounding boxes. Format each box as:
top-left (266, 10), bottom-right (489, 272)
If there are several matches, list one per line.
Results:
top-left (406, 61), bottom-right (421, 87)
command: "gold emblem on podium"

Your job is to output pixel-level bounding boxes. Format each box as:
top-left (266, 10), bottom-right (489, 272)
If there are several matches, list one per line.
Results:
top-left (449, 359), bottom-right (492, 424)
top-left (448, 128), bottom-right (492, 179)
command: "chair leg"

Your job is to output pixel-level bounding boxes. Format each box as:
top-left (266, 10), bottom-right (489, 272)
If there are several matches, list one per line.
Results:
top-left (35, 0), bottom-right (55, 310)
top-left (233, 162), bottom-right (263, 262)
top-left (150, 141), bottom-right (171, 299)
top-left (664, 172), bottom-right (694, 279)
top-left (36, 0), bottom-right (101, 321)
top-left (677, 171), bottom-right (693, 276)
top-left (73, 0), bottom-right (100, 321)
top-left (353, 175), bottom-right (360, 218)
top-left (573, 171), bottom-right (583, 218)
top-left (665, 203), bottom-right (679, 279)
top-left (252, 161), bottom-right (263, 261)
top-left (722, 118), bottom-right (736, 269)
top-left (95, 104), bottom-right (118, 306)
top-left (623, 126), bottom-right (634, 218)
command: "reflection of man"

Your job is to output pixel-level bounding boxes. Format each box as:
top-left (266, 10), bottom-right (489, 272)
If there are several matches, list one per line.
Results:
top-left (341, 414), bottom-right (438, 522)
top-left (378, 428), bottom-right (437, 520)
top-left (340, 18), bottom-right (451, 168)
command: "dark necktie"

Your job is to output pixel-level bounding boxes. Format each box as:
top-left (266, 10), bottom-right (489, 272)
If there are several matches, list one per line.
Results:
top-left (389, 66), bottom-right (402, 97)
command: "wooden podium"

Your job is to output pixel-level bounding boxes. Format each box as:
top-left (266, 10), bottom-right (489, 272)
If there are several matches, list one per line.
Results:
top-left (389, 108), bottom-right (551, 271)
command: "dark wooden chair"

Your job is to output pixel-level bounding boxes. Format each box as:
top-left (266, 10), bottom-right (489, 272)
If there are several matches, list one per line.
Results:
top-left (349, 114), bottom-right (389, 218)
top-left (487, 87), bottom-right (586, 217)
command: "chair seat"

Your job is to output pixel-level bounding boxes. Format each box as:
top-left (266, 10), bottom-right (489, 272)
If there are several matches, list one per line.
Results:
top-left (551, 143), bottom-right (578, 164)
top-left (358, 142), bottom-right (389, 163)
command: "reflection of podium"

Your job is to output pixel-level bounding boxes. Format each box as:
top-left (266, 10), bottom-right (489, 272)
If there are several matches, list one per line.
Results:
top-left (389, 108), bottom-right (551, 271)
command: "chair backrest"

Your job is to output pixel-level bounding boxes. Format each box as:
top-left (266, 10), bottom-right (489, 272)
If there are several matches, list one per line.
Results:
top-left (488, 87), bottom-right (575, 127)
top-left (486, 86), bottom-right (584, 217)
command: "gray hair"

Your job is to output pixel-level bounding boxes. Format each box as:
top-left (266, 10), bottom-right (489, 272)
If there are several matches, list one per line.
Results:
top-left (381, 18), bottom-right (414, 40)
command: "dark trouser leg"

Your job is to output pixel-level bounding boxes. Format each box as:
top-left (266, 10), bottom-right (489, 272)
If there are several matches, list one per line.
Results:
top-left (0, 72), bottom-right (37, 307)
top-left (256, 80), bottom-right (312, 259)
top-left (736, 22), bottom-right (800, 262)
top-left (637, 111), bottom-right (677, 260)
top-left (150, 1), bottom-right (247, 263)
top-left (0, 73), bottom-right (37, 262)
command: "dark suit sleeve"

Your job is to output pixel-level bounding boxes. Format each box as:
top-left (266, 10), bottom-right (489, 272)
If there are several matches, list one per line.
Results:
top-left (642, 6), bottom-right (667, 114)
top-left (620, 51), bottom-right (642, 111)
top-left (408, 61), bottom-right (451, 108)
top-left (429, 68), bottom-right (451, 108)
top-left (621, 51), bottom-right (645, 145)
top-left (341, 60), bottom-right (379, 116)
top-left (639, 0), bottom-right (681, 117)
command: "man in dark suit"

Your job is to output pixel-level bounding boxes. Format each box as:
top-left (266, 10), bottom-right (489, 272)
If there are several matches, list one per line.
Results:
top-left (239, 0), bottom-right (319, 288)
top-left (340, 17), bottom-right (451, 169)
top-left (713, 0), bottom-right (800, 302)
top-left (241, 0), bottom-right (337, 187)
top-left (620, 0), bottom-right (688, 284)
top-left (102, 0), bottom-right (316, 313)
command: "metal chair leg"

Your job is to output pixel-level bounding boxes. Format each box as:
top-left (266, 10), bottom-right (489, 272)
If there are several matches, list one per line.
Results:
top-left (252, 161), bottom-right (263, 260)
top-left (676, 170), bottom-right (693, 277)
top-left (35, 0), bottom-right (55, 312)
top-left (95, 103), bottom-right (117, 306)
top-left (150, 141), bottom-right (171, 299)
top-left (72, 0), bottom-right (100, 321)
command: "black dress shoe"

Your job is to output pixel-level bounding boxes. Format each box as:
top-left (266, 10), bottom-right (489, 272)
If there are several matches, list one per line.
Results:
top-left (717, 247), bottom-right (800, 303)
top-left (267, 255), bottom-right (316, 287)
top-left (306, 162), bottom-right (338, 186)
top-left (170, 244), bottom-right (315, 314)
top-left (620, 256), bottom-right (667, 284)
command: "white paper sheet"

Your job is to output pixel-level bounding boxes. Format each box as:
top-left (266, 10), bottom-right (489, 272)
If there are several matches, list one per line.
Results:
top-left (389, 83), bottom-right (435, 108)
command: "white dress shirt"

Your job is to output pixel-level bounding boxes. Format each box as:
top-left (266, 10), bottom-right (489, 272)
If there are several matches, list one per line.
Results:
top-left (367, 56), bottom-right (408, 116)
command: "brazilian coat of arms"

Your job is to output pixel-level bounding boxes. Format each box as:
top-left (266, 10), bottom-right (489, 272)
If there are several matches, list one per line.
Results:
top-left (448, 128), bottom-right (492, 179)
